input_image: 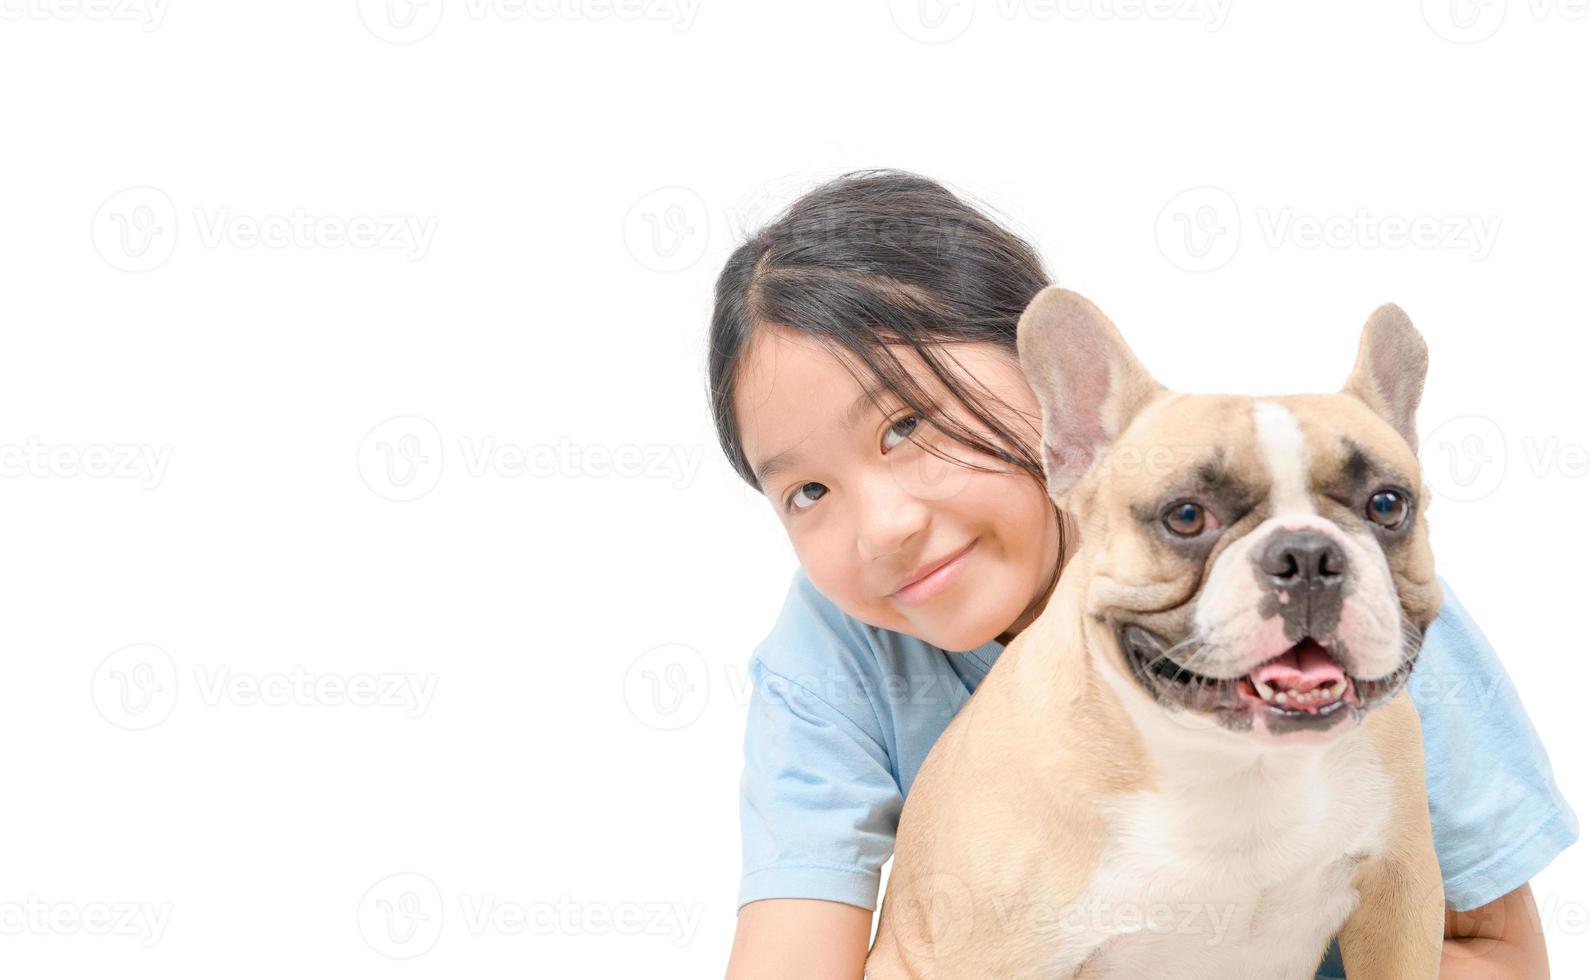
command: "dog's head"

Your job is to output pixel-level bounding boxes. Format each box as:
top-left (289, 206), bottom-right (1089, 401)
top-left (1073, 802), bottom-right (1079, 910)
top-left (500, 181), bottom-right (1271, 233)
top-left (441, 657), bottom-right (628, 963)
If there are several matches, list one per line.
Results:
top-left (1017, 288), bottom-right (1441, 744)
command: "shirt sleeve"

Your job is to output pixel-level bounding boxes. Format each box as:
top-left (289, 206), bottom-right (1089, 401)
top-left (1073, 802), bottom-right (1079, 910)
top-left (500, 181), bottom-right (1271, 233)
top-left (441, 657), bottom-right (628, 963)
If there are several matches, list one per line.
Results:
top-left (736, 569), bottom-right (904, 913)
top-left (737, 656), bottom-right (902, 911)
top-left (1416, 575), bottom-right (1581, 911)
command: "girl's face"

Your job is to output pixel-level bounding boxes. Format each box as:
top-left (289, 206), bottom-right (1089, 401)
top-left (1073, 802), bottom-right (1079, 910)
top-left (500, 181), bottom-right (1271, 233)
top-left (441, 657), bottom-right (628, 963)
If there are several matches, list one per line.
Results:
top-left (734, 324), bottom-right (1062, 652)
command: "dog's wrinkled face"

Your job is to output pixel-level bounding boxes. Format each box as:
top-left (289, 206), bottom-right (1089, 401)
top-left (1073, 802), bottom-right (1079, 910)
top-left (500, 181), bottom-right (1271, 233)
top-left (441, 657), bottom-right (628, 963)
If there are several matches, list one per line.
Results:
top-left (1091, 391), bottom-right (1439, 740)
top-left (1017, 290), bottom-right (1442, 743)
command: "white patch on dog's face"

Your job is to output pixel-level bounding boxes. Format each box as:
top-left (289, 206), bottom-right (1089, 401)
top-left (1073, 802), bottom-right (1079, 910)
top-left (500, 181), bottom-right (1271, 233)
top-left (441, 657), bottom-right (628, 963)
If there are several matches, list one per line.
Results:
top-left (1254, 401), bottom-right (1312, 515)
top-left (1192, 401), bottom-right (1405, 680)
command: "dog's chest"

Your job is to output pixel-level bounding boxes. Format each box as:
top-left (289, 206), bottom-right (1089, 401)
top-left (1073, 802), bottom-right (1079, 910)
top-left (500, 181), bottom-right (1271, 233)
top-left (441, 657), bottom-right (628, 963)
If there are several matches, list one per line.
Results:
top-left (1054, 742), bottom-right (1392, 979)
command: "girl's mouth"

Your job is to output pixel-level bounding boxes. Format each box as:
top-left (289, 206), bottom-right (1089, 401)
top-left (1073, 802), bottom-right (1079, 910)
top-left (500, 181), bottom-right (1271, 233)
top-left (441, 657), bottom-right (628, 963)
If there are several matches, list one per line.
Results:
top-left (892, 539), bottom-right (977, 606)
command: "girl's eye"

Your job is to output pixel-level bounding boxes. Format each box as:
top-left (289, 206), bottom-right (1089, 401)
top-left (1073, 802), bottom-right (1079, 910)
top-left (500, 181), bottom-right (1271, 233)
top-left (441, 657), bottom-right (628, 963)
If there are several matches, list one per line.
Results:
top-left (882, 414), bottom-right (920, 452)
top-left (784, 413), bottom-right (921, 515)
top-left (787, 482), bottom-right (827, 513)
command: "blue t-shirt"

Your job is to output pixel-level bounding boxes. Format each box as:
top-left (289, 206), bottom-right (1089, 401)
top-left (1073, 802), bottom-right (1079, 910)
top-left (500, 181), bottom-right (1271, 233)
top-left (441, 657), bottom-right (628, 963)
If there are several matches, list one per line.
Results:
top-left (738, 567), bottom-right (1579, 977)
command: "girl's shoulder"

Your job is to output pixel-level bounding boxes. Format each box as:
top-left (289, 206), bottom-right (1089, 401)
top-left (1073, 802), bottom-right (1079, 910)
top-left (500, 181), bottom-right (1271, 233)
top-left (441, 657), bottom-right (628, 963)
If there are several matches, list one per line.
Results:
top-left (1418, 572), bottom-right (1522, 681)
top-left (748, 566), bottom-right (999, 765)
top-left (753, 564), bottom-right (989, 680)
top-left (749, 566), bottom-right (905, 712)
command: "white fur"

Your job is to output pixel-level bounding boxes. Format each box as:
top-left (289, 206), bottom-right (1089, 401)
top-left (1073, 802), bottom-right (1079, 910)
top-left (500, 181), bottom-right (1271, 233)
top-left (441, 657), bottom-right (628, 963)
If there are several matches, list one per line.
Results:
top-left (1048, 662), bottom-right (1394, 978)
top-left (1252, 401), bottom-right (1314, 518)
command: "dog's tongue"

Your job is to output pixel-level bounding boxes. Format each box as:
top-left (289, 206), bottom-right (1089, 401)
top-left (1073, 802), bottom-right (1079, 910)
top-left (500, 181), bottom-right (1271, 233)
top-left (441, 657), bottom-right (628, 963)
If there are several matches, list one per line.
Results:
top-left (1250, 639), bottom-right (1344, 693)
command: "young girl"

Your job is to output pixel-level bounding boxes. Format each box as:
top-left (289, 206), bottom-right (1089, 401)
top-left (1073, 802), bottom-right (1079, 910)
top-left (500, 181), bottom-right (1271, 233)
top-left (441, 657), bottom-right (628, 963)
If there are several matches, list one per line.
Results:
top-left (710, 170), bottom-right (1578, 979)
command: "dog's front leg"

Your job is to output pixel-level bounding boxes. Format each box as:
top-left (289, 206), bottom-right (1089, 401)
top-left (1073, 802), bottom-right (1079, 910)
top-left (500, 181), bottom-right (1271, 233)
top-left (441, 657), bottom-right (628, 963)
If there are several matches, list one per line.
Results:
top-left (1337, 694), bottom-right (1445, 979)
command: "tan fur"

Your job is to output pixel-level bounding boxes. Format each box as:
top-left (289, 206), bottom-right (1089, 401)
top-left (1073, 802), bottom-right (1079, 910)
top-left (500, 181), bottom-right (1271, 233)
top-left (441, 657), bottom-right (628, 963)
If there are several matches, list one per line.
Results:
top-left (867, 291), bottom-right (1445, 979)
top-left (1337, 693), bottom-right (1446, 977)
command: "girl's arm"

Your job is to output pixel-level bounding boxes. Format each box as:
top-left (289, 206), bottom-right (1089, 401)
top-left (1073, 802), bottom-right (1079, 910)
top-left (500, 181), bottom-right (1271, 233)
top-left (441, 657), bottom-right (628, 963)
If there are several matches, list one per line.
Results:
top-left (730, 574), bottom-right (907, 976)
top-left (1440, 882), bottom-right (1551, 979)
top-left (726, 899), bottom-right (872, 980)
top-left (1411, 578), bottom-right (1578, 977)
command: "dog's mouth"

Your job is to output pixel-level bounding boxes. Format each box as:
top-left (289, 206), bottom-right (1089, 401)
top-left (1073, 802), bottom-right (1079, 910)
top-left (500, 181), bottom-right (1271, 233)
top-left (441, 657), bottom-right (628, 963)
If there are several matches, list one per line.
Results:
top-left (1116, 624), bottom-right (1417, 733)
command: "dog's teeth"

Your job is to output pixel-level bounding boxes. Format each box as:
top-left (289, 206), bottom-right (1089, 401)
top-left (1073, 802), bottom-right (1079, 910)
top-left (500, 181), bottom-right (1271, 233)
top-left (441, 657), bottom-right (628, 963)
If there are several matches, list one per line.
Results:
top-left (1253, 678), bottom-right (1348, 709)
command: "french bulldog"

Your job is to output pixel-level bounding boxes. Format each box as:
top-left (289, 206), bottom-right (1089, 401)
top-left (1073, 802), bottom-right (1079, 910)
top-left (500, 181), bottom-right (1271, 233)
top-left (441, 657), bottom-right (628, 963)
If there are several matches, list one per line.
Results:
top-left (866, 289), bottom-right (1444, 979)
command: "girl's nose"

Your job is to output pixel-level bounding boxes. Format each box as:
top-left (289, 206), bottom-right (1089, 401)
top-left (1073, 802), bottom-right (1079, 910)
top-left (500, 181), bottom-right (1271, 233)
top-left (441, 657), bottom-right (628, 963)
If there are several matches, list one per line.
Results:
top-left (853, 469), bottom-right (932, 564)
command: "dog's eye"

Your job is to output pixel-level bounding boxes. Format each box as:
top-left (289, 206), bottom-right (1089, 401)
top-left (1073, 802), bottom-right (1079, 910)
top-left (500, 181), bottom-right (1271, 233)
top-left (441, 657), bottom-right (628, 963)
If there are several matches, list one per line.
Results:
top-left (1163, 501), bottom-right (1207, 537)
top-left (1366, 489), bottom-right (1409, 530)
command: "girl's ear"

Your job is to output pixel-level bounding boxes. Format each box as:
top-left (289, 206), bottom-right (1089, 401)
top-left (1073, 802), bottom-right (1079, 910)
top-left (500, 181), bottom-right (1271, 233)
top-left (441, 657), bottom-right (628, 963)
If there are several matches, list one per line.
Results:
top-left (1016, 287), bottom-right (1165, 500)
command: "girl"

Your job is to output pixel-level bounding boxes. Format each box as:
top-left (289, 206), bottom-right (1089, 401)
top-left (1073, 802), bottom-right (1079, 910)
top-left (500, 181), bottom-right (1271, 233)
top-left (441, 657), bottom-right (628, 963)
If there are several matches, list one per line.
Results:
top-left (709, 170), bottom-right (1577, 979)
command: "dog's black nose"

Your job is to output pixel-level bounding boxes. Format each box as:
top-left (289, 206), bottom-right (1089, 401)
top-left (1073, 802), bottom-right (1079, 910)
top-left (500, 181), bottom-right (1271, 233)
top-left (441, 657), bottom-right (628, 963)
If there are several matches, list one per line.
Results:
top-left (1258, 531), bottom-right (1345, 590)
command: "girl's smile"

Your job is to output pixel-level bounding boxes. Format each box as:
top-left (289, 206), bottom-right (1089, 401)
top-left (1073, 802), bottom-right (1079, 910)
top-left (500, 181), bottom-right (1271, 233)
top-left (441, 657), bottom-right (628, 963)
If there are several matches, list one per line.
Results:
top-left (889, 537), bottom-right (978, 606)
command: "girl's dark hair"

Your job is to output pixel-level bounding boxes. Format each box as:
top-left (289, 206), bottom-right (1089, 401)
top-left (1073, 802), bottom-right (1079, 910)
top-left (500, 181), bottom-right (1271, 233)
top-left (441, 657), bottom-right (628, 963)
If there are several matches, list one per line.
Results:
top-left (707, 169), bottom-right (1055, 497)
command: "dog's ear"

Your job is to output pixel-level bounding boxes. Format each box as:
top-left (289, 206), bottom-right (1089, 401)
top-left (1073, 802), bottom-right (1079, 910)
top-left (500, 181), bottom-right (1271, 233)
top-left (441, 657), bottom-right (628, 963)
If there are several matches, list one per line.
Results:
top-left (1340, 304), bottom-right (1429, 454)
top-left (1016, 287), bottom-right (1164, 500)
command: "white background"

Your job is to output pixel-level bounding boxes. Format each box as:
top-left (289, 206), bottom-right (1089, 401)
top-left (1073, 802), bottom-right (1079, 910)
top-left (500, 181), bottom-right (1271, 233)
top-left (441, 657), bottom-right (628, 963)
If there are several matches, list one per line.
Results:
top-left (2, 1), bottom-right (1586, 976)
